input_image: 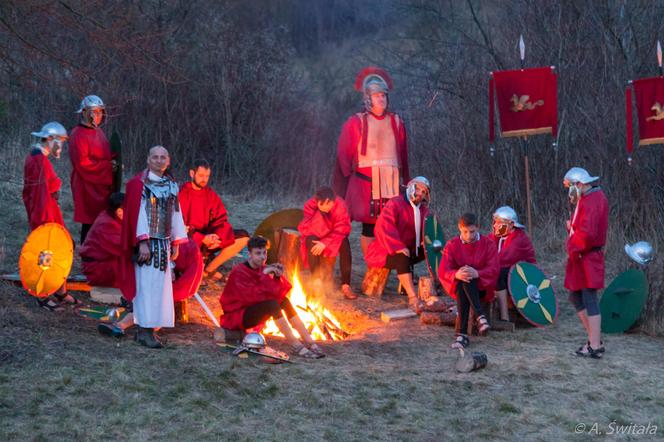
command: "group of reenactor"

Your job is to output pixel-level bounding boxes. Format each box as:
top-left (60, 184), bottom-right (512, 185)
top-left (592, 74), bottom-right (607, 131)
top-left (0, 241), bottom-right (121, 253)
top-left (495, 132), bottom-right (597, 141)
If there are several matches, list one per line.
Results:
top-left (23, 67), bottom-right (609, 359)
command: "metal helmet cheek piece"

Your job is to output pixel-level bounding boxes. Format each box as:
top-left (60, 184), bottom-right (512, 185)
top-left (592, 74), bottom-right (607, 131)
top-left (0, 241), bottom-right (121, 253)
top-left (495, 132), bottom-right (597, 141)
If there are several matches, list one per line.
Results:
top-left (76, 95), bottom-right (106, 127)
top-left (563, 167), bottom-right (599, 205)
top-left (492, 206), bottom-right (524, 236)
top-left (355, 67), bottom-right (393, 113)
top-left (624, 241), bottom-right (654, 265)
top-left (406, 176), bottom-right (430, 204)
top-left (31, 122), bottom-right (68, 159)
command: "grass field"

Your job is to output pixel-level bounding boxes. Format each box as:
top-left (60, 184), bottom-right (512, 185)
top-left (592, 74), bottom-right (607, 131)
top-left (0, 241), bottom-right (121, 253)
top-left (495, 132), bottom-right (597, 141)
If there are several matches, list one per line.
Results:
top-left (1, 176), bottom-right (663, 441)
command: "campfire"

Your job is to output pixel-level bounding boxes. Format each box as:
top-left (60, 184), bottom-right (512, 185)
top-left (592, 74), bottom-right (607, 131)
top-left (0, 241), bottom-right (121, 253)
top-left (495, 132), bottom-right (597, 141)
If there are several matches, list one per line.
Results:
top-left (262, 271), bottom-right (349, 341)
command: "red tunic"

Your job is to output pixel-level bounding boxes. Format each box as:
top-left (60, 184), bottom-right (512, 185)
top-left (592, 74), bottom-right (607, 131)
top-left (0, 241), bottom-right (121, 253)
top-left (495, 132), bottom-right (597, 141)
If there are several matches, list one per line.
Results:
top-left (439, 235), bottom-right (500, 302)
top-left (178, 182), bottom-right (235, 249)
top-left (365, 196), bottom-right (429, 268)
top-left (68, 125), bottom-right (114, 224)
top-left (565, 188), bottom-right (609, 291)
top-left (488, 228), bottom-right (537, 269)
top-left (80, 211), bottom-right (123, 287)
top-left (332, 112), bottom-right (410, 224)
top-left (297, 196), bottom-right (351, 268)
top-left (22, 148), bottom-right (64, 231)
top-left (172, 240), bottom-right (204, 301)
top-left (219, 262), bottom-right (292, 330)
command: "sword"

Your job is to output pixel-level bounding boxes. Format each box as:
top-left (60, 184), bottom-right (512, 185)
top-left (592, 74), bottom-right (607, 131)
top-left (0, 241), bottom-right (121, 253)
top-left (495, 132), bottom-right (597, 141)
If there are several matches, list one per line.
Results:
top-left (194, 292), bottom-right (220, 328)
top-left (217, 343), bottom-right (293, 363)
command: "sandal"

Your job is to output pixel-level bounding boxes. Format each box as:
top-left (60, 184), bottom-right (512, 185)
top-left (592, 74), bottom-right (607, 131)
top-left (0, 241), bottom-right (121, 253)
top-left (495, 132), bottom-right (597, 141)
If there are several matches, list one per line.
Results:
top-left (308, 343), bottom-right (325, 357)
top-left (575, 343), bottom-right (603, 359)
top-left (587, 340), bottom-right (605, 354)
top-left (341, 284), bottom-right (357, 300)
top-left (451, 334), bottom-right (469, 349)
top-left (293, 344), bottom-right (324, 359)
top-left (54, 292), bottom-right (82, 306)
top-left (477, 315), bottom-right (490, 336)
top-left (37, 297), bottom-right (64, 312)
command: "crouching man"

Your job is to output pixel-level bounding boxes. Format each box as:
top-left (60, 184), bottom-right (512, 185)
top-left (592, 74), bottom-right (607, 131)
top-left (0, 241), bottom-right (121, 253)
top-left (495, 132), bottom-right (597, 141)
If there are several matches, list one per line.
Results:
top-left (219, 236), bottom-right (324, 359)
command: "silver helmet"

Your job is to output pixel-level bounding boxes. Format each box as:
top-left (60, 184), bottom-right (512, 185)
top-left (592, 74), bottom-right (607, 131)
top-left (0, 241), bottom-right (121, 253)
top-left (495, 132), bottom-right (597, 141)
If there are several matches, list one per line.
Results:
top-left (406, 176), bottom-right (430, 204)
top-left (241, 332), bottom-right (266, 350)
top-left (76, 95), bottom-right (105, 113)
top-left (493, 206), bottom-right (524, 229)
top-left (31, 121), bottom-right (68, 139)
top-left (624, 241), bottom-right (654, 265)
top-left (563, 167), bottom-right (599, 186)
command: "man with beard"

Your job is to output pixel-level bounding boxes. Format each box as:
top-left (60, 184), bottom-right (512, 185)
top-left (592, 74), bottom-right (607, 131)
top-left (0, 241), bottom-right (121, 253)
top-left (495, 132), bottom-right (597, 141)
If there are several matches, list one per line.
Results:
top-left (178, 159), bottom-right (249, 281)
top-left (69, 95), bottom-right (116, 243)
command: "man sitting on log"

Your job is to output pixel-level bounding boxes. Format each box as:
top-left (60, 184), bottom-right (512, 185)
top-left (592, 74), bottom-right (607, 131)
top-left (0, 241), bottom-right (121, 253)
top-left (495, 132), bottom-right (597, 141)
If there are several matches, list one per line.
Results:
top-left (439, 213), bottom-right (499, 349)
top-left (364, 176), bottom-right (430, 307)
top-left (488, 206), bottom-right (536, 325)
top-left (85, 192), bottom-right (203, 339)
top-left (178, 159), bottom-right (249, 281)
top-left (219, 236), bottom-right (324, 359)
top-left (297, 186), bottom-right (356, 299)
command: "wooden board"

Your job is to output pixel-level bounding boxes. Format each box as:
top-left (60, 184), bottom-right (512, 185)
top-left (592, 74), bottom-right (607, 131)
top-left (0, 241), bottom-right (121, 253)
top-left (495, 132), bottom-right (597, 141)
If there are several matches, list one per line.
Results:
top-left (1, 273), bottom-right (91, 292)
top-left (381, 308), bottom-right (418, 323)
top-left (90, 286), bottom-right (122, 304)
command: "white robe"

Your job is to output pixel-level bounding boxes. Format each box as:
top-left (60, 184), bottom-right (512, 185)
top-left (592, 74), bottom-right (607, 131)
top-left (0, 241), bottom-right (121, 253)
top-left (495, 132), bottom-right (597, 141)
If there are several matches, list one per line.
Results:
top-left (133, 172), bottom-right (187, 328)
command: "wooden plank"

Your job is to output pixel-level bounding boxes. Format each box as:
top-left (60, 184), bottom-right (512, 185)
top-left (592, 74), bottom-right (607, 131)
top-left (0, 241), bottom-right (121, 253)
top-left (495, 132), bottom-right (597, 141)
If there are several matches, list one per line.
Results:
top-left (90, 286), bottom-right (122, 304)
top-left (381, 308), bottom-right (418, 323)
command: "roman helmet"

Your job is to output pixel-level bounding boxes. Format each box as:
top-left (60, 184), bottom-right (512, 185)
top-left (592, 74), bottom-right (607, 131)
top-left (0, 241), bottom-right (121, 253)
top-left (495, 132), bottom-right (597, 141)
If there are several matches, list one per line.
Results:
top-left (406, 176), bottom-right (430, 204)
top-left (76, 95), bottom-right (106, 127)
top-left (241, 332), bottom-right (266, 350)
top-left (563, 167), bottom-right (599, 204)
top-left (355, 67), bottom-right (393, 113)
top-left (624, 241), bottom-right (654, 265)
top-left (492, 206), bottom-right (524, 236)
top-left (31, 122), bottom-right (68, 159)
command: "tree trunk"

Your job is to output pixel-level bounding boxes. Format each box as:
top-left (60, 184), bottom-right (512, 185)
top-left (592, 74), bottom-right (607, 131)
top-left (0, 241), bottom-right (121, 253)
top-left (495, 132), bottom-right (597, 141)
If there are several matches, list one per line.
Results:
top-left (362, 267), bottom-right (390, 297)
top-left (277, 228), bottom-right (302, 277)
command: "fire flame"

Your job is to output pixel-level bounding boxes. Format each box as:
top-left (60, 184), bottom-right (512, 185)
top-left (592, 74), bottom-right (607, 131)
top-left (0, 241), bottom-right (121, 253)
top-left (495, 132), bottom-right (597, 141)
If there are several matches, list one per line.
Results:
top-left (262, 272), bottom-right (347, 341)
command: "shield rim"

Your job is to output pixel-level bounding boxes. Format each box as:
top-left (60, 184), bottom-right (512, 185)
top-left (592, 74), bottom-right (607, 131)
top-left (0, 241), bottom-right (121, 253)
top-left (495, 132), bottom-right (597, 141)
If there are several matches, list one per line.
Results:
top-left (599, 268), bottom-right (648, 334)
top-left (254, 208), bottom-right (304, 264)
top-left (423, 213), bottom-right (443, 279)
top-left (507, 261), bottom-right (558, 327)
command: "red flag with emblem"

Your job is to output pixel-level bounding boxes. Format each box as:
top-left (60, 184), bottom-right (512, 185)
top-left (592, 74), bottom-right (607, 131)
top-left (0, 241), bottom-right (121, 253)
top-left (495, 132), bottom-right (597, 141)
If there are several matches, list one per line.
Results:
top-left (489, 67), bottom-right (557, 141)
top-left (626, 76), bottom-right (664, 153)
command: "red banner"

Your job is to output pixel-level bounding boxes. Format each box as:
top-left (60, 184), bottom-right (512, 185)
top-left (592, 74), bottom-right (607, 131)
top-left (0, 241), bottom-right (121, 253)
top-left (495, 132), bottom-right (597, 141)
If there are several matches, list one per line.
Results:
top-left (489, 67), bottom-right (557, 141)
top-left (627, 76), bottom-right (664, 151)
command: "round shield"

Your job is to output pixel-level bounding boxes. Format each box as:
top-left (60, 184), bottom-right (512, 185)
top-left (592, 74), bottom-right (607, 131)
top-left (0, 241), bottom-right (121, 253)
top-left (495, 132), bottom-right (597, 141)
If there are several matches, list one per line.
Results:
top-left (507, 262), bottom-right (558, 327)
top-left (254, 208), bottom-right (303, 263)
top-left (19, 223), bottom-right (73, 298)
top-left (423, 214), bottom-right (444, 279)
top-left (600, 269), bottom-right (648, 334)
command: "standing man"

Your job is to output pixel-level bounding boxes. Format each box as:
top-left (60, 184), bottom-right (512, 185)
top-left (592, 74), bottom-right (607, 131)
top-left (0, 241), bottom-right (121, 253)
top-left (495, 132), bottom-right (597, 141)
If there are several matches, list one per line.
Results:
top-left (23, 122), bottom-right (80, 309)
top-left (69, 95), bottom-right (115, 243)
top-left (178, 159), bottom-right (249, 280)
top-left (488, 206), bottom-right (536, 324)
top-left (333, 67), bottom-right (410, 257)
top-left (119, 146), bottom-right (188, 348)
top-left (563, 167), bottom-right (608, 359)
top-left (297, 186), bottom-right (355, 299)
top-left (439, 213), bottom-right (499, 349)
top-left (365, 177), bottom-right (430, 308)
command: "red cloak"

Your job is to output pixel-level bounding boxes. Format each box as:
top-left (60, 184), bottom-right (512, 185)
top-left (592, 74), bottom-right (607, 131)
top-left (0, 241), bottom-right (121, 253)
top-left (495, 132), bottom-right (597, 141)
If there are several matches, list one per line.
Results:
top-left (565, 188), bottom-right (608, 291)
top-left (219, 262), bottom-right (292, 330)
top-left (22, 148), bottom-right (64, 230)
top-left (332, 112), bottom-right (410, 224)
top-left (172, 240), bottom-right (204, 302)
top-left (439, 235), bottom-right (500, 302)
top-left (297, 196), bottom-right (351, 268)
top-left (80, 210), bottom-right (123, 287)
top-left (178, 182), bottom-right (235, 249)
top-left (488, 228), bottom-right (537, 269)
top-left (68, 125), bottom-right (114, 224)
top-left (365, 195), bottom-right (429, 268)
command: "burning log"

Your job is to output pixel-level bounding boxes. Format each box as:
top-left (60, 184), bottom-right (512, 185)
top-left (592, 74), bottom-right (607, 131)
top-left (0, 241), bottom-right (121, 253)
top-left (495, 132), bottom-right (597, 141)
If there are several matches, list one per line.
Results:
top-left (362, 267), bottom-right (390, 297)
top-left (419, 310), bottom-right (457, 326)
top-left (277, 228), bottom-right (301, 274)
top-left (418, 276), bottom-right (433, 301)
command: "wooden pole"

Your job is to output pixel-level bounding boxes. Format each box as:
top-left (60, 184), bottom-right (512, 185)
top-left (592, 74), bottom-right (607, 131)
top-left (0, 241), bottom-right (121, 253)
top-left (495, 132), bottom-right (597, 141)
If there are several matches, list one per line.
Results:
top-left (524, 154), bottom-right (533, 234)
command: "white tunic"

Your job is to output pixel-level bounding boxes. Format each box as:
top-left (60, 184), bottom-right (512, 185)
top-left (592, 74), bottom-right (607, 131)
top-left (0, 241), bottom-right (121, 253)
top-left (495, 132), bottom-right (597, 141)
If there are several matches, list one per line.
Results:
top-left (133, 172), bottom-right (187, 328)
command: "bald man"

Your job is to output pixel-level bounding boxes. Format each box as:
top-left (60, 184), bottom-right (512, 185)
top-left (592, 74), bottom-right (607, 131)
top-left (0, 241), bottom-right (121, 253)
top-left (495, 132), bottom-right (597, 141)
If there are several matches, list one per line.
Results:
top-left (119, 145), bottom-right (188, 348)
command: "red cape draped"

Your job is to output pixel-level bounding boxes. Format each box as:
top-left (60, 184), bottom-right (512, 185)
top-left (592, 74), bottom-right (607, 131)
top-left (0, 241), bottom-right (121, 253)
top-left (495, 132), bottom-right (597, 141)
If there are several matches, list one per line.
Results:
top-left (297, 196), bottom-right (351, 268)
top-left (80, 210), bottom-right (123, 287)
top-left (119, 171), bottom-right (147, 301)
top-left (219, 262), bottom-right (292, 330)
top-left (488, 228), bottom-right (537, 269)
top-left (22, 149), bottom-right (63, 230)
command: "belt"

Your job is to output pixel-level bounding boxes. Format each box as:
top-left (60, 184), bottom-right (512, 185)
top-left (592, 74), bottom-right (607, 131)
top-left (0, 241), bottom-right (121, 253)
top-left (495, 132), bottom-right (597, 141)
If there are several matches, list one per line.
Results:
top-left (354, 171), bottom-right (371, 182)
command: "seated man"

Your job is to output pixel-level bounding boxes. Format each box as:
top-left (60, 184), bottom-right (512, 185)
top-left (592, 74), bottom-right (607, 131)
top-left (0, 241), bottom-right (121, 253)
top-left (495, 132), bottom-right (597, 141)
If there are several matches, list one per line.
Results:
top-left (219, 236), bottom-right (324, 359)
top-left (439, 213), bottom-right (499, 349)
top-left (178, 159), bottom-right (249, 280)
top-left (86, 193), bottom-right (204, 338)
top-left (488, 206), bottom-right (536, 324)
top-left (364, 177), bottom-right (430, 307)
top-left (297, 186), bottom-right (356, 299)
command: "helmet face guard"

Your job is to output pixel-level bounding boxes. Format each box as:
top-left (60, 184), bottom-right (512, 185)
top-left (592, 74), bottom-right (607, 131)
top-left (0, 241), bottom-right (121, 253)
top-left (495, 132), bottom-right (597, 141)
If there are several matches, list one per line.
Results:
top-left (47, 137), bottom-right (65, 159)
top-left (493, 220), bottom-right (512, 237)
top-left (77, 95), bottom-right (106, 127)
top-left (406, 177), bottom-right (430, 205)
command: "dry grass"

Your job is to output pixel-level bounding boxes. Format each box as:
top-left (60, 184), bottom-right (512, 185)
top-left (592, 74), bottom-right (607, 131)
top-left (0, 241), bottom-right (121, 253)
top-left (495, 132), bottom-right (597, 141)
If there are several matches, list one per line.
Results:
top-left (2, 191), bottom-right (664, 441)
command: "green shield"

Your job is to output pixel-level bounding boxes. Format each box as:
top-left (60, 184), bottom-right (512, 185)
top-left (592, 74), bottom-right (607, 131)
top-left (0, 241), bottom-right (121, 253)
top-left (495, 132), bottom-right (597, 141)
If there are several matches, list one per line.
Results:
top-left (600, 269), bottom-right (648, 334)
top-left (423, 214), bottom-right (444, 279)
top-left (109, 130), bottom-right (123, 193)
top-left (254, 208), bottom-right (304, 263)
top-left (508, 262), bottom-right (558, 327)
top-left (78, 305), bottom-right (127, 322)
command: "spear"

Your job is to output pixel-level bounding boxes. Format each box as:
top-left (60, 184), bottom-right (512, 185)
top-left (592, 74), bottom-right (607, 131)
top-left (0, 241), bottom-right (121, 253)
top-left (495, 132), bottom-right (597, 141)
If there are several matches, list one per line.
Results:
top-left (658, 40), bottom-right (662, 76)
top-left (519, 34), bottom-right (525, 69)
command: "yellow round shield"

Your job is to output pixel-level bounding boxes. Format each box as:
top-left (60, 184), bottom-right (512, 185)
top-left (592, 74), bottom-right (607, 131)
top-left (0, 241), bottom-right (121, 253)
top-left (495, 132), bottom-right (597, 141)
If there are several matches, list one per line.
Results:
top-left (19, 223), bottom-right (73, 298)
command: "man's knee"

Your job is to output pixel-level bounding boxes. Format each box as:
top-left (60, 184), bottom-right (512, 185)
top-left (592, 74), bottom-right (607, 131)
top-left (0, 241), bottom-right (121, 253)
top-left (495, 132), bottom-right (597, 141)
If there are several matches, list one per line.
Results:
top-left (568, 291), bottom-right (585, 312)
top-left (582, 289), bottom-right (600, 316)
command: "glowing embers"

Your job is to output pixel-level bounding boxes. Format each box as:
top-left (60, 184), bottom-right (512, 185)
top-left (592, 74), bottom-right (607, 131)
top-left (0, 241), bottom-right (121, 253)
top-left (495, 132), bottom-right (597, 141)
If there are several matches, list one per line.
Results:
top-left (262, 271), bottom-right (349, 341)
